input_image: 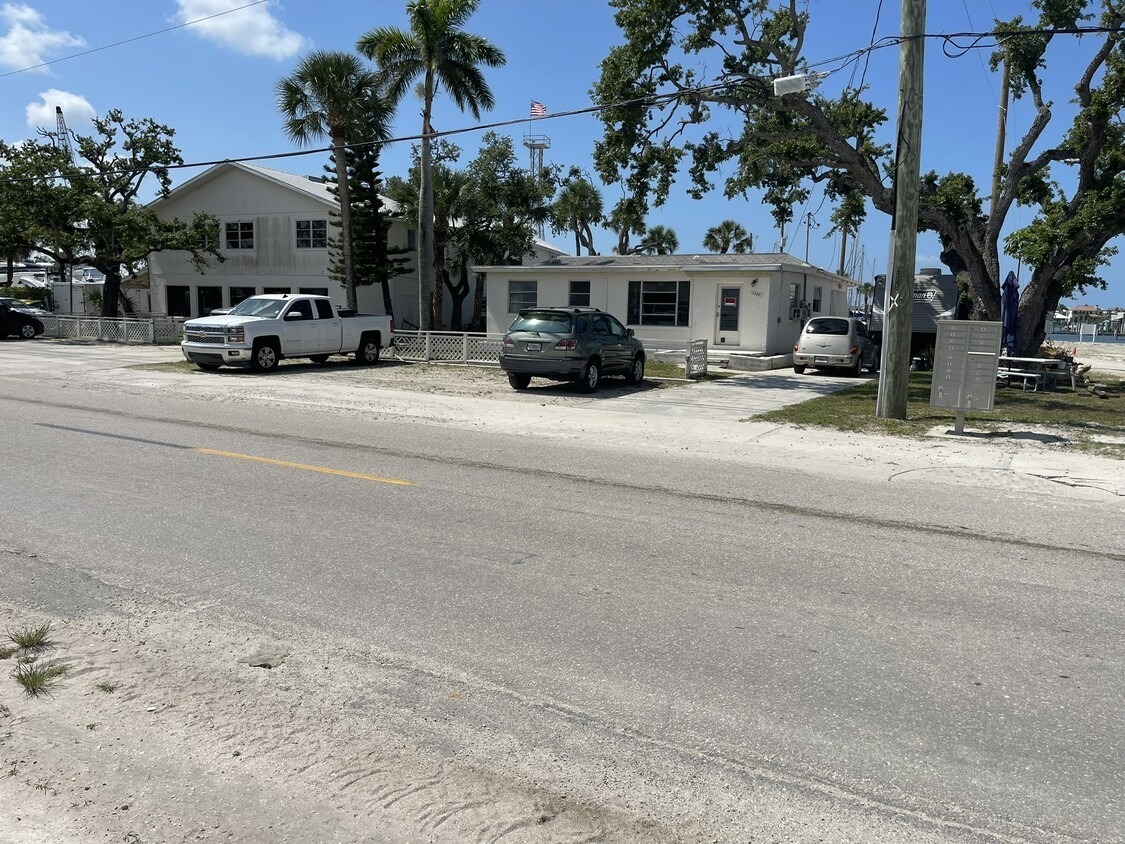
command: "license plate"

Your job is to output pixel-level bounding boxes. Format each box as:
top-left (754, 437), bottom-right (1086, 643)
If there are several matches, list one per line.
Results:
top-left (525, 341), bottom-right (542, 351)
top-left (814, 356), bottom-right (828, 364)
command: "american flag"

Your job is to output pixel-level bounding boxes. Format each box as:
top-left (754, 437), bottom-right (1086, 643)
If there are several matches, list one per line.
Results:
top-left (530, 101), bottom-right (547, 117)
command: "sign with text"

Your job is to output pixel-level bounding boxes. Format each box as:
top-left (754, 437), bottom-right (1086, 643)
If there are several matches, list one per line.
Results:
top-left (930, 320), bottom-right (1002, 413)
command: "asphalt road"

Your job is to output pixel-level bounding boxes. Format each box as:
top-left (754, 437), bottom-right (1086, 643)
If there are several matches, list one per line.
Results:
top-left (1, 347), bottom-right (1122, 842)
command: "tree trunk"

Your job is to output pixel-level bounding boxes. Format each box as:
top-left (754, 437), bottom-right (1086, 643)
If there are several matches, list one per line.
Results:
top-left (100, 268), bottom-right (123, 318)
top-left (379, 280), bottom-right (394, 318)
top-left (334, 132), bottom-right (357, 312)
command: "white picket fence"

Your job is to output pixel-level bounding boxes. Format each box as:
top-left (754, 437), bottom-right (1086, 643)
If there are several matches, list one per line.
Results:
top-left (40, 316), bottom-right (181, 345)
top-left (392, 331), bottom-right (504, 363)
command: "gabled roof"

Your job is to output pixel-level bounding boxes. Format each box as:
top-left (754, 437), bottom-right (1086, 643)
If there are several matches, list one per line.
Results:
top-left (150, 160), bottom-right (402, 213)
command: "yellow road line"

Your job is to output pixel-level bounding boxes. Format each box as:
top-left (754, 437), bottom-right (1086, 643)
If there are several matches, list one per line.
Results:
top-left (195, 448), bottom-right (415, 486)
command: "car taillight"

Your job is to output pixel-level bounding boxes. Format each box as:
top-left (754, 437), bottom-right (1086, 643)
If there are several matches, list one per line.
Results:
top-left (503, 336), bottom-right (516, 347)
top-left (793, 343), bottom-right (799, 352)
top-left (850, 345), bottom-right (859, 355)
top-left (554, 338), bottom-right (576, 350)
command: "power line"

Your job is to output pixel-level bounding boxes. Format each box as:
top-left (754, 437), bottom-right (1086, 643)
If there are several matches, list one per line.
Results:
top-left (0, 0), bottom-right (273, 79)
top-left (3, 24), bottom-right (1121, 186)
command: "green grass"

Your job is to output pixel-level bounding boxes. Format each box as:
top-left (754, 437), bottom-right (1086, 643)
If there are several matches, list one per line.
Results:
top-left (94, 681), bottom-right (118, 693)
top-left (7, 623), bottom-right (53, 651)
top-left (755, 371), bottom-right (1125, 455)
top-left (11, 660), bottom-right (68, 698)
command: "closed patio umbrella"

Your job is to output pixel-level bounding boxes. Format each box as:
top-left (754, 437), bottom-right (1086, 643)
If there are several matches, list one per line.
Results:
top-left (1001, 271), bottom-right (1019, 353)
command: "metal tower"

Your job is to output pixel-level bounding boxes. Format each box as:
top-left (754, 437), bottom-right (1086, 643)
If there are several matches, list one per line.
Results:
top-left (523, 133), bottom-right (550, 236)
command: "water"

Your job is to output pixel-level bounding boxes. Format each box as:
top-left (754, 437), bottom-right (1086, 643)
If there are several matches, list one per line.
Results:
top-left (1048, 332), bottom-right (1125, 346)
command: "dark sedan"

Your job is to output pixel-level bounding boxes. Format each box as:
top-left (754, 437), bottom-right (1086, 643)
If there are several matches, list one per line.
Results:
top-left (0, 302), bottom-right (44, 339)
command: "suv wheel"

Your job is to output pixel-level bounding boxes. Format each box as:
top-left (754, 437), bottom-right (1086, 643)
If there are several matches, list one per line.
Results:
top-left (625, 355), bottom-right (645, 385)
top-left (580, 358), bottom-right (601, 393)
top-left (508, 373), bottom-right (531, 390)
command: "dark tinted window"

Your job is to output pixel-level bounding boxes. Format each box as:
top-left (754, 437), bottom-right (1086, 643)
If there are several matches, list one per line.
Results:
top-left (805, 318), bottom-right (850, 336)
top-left (314, 299), bottom-right (335, 319)
top-left (509, 311), bottom-right (573, 333)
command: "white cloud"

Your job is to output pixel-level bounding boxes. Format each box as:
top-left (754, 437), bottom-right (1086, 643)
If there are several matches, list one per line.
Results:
top-left (175, 0), bottom-right (306, 60)
top-left (0, 3), bottom-right (85, 72)
top-left (25, 89), bottom-right (96, 134)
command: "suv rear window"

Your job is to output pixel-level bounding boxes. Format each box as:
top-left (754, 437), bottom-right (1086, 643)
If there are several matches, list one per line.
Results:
top-left (509, 311), bottom-right (574, 333)
top-left (805, 318), bottom-right (850, 336)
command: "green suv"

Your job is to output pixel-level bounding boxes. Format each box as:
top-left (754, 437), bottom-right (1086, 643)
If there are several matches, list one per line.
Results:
top-left (500, 307), bottom-right (646, 392)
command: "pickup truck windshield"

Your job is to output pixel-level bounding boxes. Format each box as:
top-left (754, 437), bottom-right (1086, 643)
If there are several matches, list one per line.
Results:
top-left (228, 298), bottom-right (286, 319)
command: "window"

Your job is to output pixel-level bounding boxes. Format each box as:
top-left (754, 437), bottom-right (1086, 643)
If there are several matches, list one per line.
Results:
top-left (296, 219), bottom-right (328, 249)
top-left (569, 280), bottom-right (591, 306)
top-left (285, 300), bottom-right (313, 320)
top-left (224, 221), bottom-right (254, 250)
top-left (197, 286), bottom-right (222, 316)
top-left (167, 285), bottom-right (190, 317)
top-left (789, 282), bottom-right (801, 310)
top-left (812, 286), bottom-right (823, 313)
top-left (230, 286), bottom-right (256, 306)
top-left (314, 299), bottom-right (335, 319)
top-left (626, 280), bottom-right (690, 326)
top-left (508, 280), bottom-right (537, 312)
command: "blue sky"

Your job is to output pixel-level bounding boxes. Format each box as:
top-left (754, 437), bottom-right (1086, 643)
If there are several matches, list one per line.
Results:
top-left (0, 0), bottom-right (1118, 308)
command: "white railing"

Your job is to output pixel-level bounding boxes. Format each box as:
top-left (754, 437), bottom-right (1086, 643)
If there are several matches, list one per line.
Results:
top-left (393, 331), bottom-right (504, 364)
top-left (40, 316), bottom-right (181, 345)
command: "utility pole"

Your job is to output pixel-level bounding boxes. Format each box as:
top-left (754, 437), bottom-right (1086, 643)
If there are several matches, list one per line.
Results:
top-left (876, 0), bottom-right (926, 419)
top-left (989, 49), bottom-right (1010, 220)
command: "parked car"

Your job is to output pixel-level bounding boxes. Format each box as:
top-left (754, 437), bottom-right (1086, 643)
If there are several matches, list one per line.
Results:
top-left (793, 316), bottom-right (878, 375)
top-left (0, 301), bottom-right (45, 339)
top-left (0, 296), bottom-right (51, 316)
top-left (500, 306), bottom-right (646, 392)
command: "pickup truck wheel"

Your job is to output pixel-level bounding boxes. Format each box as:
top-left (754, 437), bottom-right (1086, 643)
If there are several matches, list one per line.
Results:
top-left (309, 354), bottom-right (330, 364)
top-left (508, 373), bottom-right (531, 390)
top-left (355, 335), bottom-right (380, 365)
top-left (250, 340), bottom-right (280, 372)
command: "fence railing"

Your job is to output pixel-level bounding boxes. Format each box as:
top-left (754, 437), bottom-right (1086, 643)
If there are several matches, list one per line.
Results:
top-left (392, 331), bottom-right (504, 364)
top-left (41, 316), bottom-right (181, 345)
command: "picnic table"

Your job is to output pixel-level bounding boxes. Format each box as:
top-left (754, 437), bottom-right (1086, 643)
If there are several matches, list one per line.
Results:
top-left (997, 356), bottom-right (1077, 391)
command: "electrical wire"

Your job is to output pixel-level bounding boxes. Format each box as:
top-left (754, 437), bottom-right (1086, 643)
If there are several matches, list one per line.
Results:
top-left (0, 0), bottom-right (274, 79)
top-left (3, 23), bottom-right (1122, 185)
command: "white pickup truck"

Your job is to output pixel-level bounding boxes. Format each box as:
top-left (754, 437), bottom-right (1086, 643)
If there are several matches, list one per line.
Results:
top-left (181, 293), bottom-right (394, 372)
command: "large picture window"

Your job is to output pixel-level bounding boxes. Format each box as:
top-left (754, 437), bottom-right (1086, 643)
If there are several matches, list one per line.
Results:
top-left (224, 221), bottom-right (254, 250)
top-left (508, 280), bottom-right (537, 312)
top-left (296, 219), bottom-right (328, 249)
top-left (627, 280), bottom-right (690, 326)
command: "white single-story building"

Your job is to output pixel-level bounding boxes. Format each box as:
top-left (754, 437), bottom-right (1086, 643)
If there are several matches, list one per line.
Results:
top-left (146, 161), bottom-right (563, 328)
top-left (476, 253), bottom-right (854, 355)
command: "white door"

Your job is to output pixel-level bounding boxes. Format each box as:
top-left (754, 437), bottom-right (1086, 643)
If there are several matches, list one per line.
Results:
top-left (715, 286), bottom-right (741, 346)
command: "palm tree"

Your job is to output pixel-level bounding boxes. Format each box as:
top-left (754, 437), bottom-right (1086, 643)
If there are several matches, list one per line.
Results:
top-left (277, 51), bottom-right (383, 311)
top-left (358, 0), bottom-right (505, 330)
top-left (639, 224), bottom-right (679, 255)
top-left (551, 175), bottom-right (603, 255)
top-left (702, 220), bottom-right (752, 254)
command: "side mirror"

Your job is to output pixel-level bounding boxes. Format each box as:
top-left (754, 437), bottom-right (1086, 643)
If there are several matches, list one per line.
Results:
top-left (627, 328), bottom-right (635, 336)
top-left (284, 311), bottom-right (303, 320)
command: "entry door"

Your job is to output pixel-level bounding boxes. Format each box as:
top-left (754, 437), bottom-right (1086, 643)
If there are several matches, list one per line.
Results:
top-left (716, 286), bottom-right (741, 345)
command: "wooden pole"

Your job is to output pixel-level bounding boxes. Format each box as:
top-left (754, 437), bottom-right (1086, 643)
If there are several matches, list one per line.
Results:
top-left (877, 0), bottom-right (926, 419)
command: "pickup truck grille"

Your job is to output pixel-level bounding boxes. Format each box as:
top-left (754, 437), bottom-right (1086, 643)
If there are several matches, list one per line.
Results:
top-left (184, 327), bottom-right (226, 344)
